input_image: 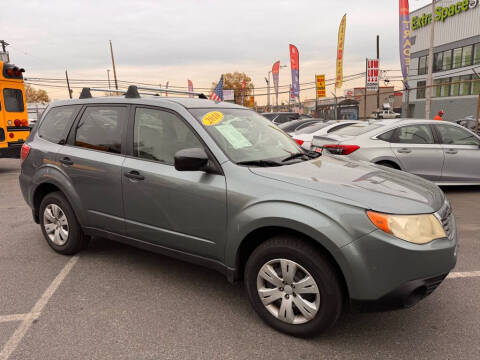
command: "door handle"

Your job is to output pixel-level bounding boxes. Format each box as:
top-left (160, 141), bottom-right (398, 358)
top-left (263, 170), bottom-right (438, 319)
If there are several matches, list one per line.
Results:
top-left (124, 170), bottom-right (145, 181)
top-left (445, 149), bottom-right (458, 155)
top-left (397, 148), bottom-right (411, 154)
top-left (59, 157), bottom-right (74, 166)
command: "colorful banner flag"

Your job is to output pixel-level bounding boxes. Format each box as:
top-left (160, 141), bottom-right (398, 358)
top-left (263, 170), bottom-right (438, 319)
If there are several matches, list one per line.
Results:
top-left (316, 75), bottom-right (326, 98)
top-left (188, 79), bottom-right (193, 97)
top-left (399, 0), bottom-right (411, 80)
top-left (272, 61), bottom-right (280, 105)
top-left (289, 45), bottom-right (300, 98)
top-left (335, 14), bottom-right (347, 89)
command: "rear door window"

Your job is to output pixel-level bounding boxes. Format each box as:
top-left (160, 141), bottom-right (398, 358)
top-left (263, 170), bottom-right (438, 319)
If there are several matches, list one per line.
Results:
top-left (394, 125), bottom-right (434, 144)
top-left (74, 106), bottom-right (127, 154)
top-left (3, 88), bottom-right (24, 112)
top-left (38, 105), bottom-right (81, 143)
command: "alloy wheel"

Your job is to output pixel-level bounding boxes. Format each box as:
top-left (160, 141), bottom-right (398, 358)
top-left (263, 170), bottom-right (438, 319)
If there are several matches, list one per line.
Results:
top-left (256, 258), bottom-right (320, 325)
top-left (43, 204), bottom-right (69, 246)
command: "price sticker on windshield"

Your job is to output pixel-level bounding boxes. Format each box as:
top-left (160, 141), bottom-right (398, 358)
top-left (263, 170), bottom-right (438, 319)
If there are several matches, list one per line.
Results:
top-left (202, 111), bottom-right (224, 126)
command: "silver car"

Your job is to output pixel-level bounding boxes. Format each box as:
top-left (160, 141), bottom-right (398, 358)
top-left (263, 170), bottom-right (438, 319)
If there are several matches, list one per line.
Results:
top-left (311, 119), bottom-right (480, 185)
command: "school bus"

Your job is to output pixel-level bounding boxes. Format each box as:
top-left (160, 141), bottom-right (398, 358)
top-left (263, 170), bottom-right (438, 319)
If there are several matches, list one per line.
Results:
top-left (0, 61), bottom-right (30, 158)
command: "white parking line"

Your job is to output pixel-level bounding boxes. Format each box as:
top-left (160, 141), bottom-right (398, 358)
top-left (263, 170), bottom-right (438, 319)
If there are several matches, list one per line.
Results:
top-left (447, 271), bottom-right (480, 279)
top-left (0, 256), bottom-right (79, 360)
top-left (0, 314), bottom-right (40, 324)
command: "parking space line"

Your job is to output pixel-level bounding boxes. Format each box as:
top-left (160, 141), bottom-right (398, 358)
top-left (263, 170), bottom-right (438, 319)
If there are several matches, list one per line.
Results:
top-left (0, 256), bottom-right (79, 360)
top-left (0, 314), bottom-right (40, 324)
top-left (447, 271), bottom-right (480, 279)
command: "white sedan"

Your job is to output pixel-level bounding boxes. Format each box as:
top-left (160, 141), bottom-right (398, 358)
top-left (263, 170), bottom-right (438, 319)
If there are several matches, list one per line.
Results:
top-left (293, 120), bottom-right (360, 150)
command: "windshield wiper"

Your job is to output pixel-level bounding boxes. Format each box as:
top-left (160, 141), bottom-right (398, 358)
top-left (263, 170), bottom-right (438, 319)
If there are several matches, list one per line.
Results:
top-left (237, 160), bottom-right (283, 167)
top-left (281, 152), bottom-right (310, 162)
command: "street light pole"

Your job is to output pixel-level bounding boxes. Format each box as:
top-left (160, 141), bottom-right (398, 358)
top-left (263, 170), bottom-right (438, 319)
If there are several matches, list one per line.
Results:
top-left (425, 0), bottom-right (436, 119)
top-left (265, 74), bottom-right (271, 112)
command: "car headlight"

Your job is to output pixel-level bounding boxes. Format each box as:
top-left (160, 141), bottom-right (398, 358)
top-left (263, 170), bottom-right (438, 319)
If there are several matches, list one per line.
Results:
top-left (366, 211), bottom-right (446, 244)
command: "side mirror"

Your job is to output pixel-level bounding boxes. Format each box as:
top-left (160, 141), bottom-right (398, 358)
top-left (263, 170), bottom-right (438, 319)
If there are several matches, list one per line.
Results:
top-left (174, 148), bottom-right (209, 172)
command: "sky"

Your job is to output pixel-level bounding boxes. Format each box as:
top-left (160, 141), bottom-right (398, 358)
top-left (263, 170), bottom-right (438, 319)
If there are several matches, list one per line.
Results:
top-left (0, 0), bottom-right (434, 104)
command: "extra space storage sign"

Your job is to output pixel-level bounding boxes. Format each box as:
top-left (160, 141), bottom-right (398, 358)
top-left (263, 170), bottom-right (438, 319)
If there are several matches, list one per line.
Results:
top-left (366, 59), bottom-right (379, 92)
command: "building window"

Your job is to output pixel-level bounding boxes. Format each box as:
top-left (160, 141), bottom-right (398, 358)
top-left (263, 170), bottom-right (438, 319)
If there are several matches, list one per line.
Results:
top-left (433, 79), bottom-right (441, 98)
top-left (416, 81), bottom-right (426, 99)
top-left (441, 78), bottom-right (450, 97)
top-left (474, 43), bottom-right (480, 65)
top-left (453, 48), bottom-right (463, 68)
top-left (433, 52), bottom-right (443, 72)
top-left (473, 78), bottom-right (480, 95)
top-left (460, 75), bottom-right (472, 96)
top-left (418, 56), bottom-right (427, 75)
top-left (450, 76), bottom-right (460, 96)
top-left (442, 50), bottom-right (452, 71)
top-left (462, 45), bottom-right (473, 67)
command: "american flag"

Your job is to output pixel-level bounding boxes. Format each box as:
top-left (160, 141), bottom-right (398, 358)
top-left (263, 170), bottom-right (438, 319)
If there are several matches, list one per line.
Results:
top-left (209, 75), bottom-right (224, 102)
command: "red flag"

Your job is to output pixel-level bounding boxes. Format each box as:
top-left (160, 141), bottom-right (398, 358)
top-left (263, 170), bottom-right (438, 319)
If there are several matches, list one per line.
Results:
top-left (188, 79), bottom-right (193, 98)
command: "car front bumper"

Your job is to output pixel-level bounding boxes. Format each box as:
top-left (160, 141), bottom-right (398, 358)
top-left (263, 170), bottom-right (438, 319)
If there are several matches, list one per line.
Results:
top-left (339, 224), bottom-right (457, 311)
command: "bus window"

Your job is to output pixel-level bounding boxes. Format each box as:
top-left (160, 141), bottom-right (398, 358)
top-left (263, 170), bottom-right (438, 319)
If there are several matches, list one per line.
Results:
top-left (3, 88), bottom-right (24, 112)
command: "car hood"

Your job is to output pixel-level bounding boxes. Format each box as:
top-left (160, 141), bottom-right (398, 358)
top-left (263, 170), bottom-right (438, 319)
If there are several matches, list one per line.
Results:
top-left (250, 155), bottom-right (445, 214)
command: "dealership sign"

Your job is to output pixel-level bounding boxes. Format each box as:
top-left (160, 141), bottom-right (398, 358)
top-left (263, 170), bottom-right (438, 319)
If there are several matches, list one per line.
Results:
top-left (223, 89), bottom-right (234, 101)
top-left (412, 0), bottom-right (478, 30)
top-left (366, 59), bottom-right (379, 92)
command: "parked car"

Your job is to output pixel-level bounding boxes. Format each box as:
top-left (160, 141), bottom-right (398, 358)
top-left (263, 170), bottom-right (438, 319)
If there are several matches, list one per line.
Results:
top-left (20, 90), bottom-right (457, 337)
top-left (261, 112), bottom-right (299, 125)
top-left (278, 118), bottom-right (324, 136)
top-left (311, 119), bottom-right (480, 185)
top-left (293, 120), bottom-right (360, 149)
top-left (372, 109), bottom-right (401, 119)
top-left (451, 116), bottom-right (479, 135)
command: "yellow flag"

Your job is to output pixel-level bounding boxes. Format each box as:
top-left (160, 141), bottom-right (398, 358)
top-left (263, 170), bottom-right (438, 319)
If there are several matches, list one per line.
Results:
top-left (335, 14), bottom-right (347, 89)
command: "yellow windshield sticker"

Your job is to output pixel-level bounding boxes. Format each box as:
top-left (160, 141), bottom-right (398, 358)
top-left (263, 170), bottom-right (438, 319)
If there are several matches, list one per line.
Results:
top-left (202, 111), bottom-right (224, 126)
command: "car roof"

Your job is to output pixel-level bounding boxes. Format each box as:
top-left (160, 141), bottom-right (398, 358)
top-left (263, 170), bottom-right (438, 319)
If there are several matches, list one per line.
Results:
top-left (49, 96), bottom-right (247, 110)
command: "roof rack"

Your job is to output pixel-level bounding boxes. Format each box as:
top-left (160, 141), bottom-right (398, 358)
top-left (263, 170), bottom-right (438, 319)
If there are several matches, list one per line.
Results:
top-left (79, 85), bottom-right (207, 99)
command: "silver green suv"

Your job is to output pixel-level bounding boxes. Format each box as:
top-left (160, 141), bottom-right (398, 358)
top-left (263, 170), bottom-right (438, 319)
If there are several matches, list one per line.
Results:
top-left (19, 87), bottom-right (458, 337)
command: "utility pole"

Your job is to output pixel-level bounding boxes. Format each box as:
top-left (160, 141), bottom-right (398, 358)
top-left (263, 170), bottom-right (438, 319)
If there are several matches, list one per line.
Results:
top-left (473, 69), bottom-right (480, 134)
top-left (376, 35), bottom-right (380, 112)
top-left (425, 0), bottom-right (436, 119)
top-left (65, 70), bottom-right (73, 99)
top-left (107, 69), bottom-right (111, 95)
top-left (364, 58), bottom-right (368, 120)
top-left (265, 75), bottom-right (270, 112)
top-left (109, 40), bottom-right (118, 90)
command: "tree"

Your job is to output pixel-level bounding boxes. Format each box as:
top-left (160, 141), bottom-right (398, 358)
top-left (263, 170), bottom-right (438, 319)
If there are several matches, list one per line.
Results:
top-left (25, 84), bottom-right (50, 103)
top-left (211, 72), bottom-right (254, 106)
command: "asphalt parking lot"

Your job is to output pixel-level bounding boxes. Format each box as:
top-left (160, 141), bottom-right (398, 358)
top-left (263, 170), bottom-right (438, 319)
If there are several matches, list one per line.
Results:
top-left (0, 158), bottom-right (479, 360)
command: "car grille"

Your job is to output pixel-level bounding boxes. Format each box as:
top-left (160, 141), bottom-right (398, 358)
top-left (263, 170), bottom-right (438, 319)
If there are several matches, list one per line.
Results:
top-left (436, 200), bottom-right (456, 241)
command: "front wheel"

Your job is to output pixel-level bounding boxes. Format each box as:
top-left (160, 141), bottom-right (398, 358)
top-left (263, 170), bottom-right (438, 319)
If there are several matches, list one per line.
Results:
top-left (244, 236), bottom-right (343, 337)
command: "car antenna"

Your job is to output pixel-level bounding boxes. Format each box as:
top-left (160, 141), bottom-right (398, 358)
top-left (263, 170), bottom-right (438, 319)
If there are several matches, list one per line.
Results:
top-left (79, 88), bottom-right (92, 99)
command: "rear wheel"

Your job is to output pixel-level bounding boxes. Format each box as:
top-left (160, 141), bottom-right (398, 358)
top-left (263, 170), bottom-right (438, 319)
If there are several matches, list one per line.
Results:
top-left (39, 192), bottom-right (88, 255)
top-left (244, 236), bottom-right (343, 337)
top-left (376, 161), bottom-right (399, 169)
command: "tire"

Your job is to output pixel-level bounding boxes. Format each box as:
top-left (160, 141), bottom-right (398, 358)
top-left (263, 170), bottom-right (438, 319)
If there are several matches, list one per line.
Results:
top-left (244, 236), bottom-right (343, 337)
top-left (39, 191), bottom-right (88, 255)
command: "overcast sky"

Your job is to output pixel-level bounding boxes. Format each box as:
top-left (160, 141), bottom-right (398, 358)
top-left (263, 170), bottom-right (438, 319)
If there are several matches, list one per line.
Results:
top-left (0, 0), bottom-right (433, 103)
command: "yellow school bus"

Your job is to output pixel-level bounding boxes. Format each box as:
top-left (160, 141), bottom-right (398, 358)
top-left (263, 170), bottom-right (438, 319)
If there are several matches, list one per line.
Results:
top-left (0, 61), bottom-right (30, 158)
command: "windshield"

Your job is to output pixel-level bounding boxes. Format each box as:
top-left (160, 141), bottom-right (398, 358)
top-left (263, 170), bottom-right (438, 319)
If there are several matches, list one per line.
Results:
top-left (333, 123), bottom-right (382, 136)
top-left (189, 108), bottom-right (303, 163)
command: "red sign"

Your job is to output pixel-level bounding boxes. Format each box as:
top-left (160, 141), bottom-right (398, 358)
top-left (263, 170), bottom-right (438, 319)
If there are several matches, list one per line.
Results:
top-left (366, 59), bottom-right (379, 91)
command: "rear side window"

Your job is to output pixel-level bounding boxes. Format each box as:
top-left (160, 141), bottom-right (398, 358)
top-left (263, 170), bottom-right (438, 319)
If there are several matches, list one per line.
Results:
top-left (332, 123), bottom-right (381, 136)
top-left (377, 130), bottom-right (395, 142)
top-left (3, 88), bottom-right (24, 112)
top-left (74, 106), bottom-right (127, 154)
top-left (38, 105), bottom-right (81, 143)
top-left (296, 122), bottom-right (328, 134)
